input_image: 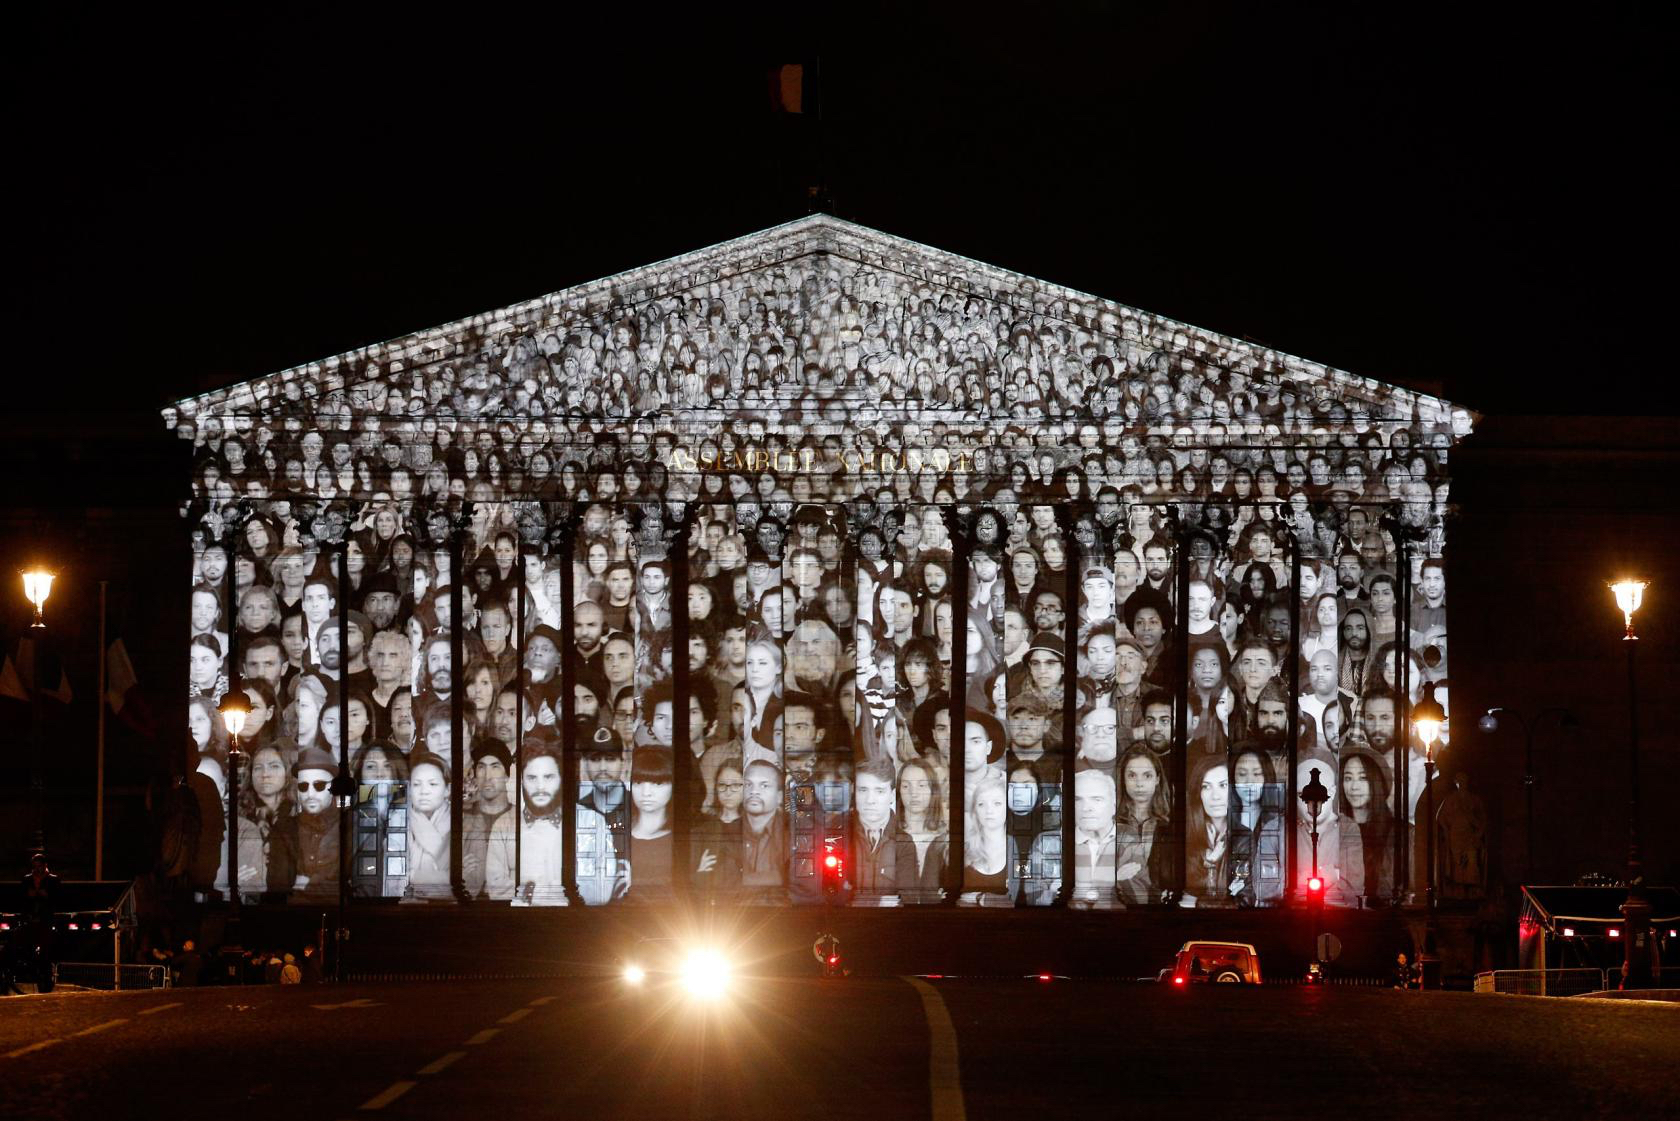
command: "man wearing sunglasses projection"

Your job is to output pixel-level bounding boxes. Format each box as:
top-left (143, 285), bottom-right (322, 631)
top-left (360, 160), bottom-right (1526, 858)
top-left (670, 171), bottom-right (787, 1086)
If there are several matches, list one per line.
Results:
top-left (268, 745), bottom-right (342, 899)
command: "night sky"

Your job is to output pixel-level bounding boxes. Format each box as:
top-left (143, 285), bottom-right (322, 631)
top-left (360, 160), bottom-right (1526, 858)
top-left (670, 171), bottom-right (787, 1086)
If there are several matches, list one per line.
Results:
top-left (12, 3), bottom-right (1674, 435)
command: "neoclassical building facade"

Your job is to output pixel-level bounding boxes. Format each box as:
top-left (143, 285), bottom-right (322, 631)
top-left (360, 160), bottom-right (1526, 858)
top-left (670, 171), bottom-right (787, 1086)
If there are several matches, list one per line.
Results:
top-left (168, 215), bottom-right (1473, 911)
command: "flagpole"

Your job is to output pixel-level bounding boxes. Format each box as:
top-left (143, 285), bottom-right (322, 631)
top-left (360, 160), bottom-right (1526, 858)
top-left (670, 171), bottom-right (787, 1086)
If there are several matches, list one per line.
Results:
top-left (97, 580), bottom-right (107, 881)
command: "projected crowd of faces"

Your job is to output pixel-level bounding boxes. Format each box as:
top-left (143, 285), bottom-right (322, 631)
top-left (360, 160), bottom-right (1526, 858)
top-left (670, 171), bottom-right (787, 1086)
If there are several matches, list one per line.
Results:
top-left (173, 246), bottom-right (1457, 908)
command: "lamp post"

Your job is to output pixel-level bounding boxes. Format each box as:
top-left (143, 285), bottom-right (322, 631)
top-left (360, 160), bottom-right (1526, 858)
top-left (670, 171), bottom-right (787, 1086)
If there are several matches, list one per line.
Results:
top-left (1412, 689), bottom-right (1445, 988)
top-left (1610, 578), bottom-right (1651, 989)
top-left (219, 694), bottom-right (250, 916)
top-left (1412, 690), bottom-right (1445, 909)
top-left (1299, 766), bottom-right (1329, 971)
top-left (21, 569), bottom-right (55, 855)
top-left (1477, 706), bottom-right (1577, 883)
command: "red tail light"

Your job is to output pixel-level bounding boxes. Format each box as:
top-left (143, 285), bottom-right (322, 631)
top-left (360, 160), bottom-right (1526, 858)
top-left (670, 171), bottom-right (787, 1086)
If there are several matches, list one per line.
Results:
top-left (1037, 973), bottom-right (1052, 982)
top-left (1173, 976), bottom-right (1185, 985)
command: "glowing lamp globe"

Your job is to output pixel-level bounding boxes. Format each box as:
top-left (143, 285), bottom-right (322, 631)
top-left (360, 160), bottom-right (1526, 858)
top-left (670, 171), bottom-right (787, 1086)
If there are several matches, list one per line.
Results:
top-left (22, 569), bottom-right (55, 628)
top-left (220, 696), bottom-right (250, 739)
top-left (1413, 693), bottom-right (1446, 754)
top-left (1610, 579), bottom-right (1647, 636)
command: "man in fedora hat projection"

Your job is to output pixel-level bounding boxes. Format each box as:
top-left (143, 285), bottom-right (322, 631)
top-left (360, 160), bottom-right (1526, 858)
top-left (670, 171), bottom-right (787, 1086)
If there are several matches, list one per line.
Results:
top-left (268, 746), bottom-right (341, 898)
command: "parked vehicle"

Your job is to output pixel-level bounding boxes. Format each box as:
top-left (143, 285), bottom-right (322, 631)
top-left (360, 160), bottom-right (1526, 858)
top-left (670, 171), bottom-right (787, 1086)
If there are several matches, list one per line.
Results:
top-left (1169, 941), bottom-right (1262, 985)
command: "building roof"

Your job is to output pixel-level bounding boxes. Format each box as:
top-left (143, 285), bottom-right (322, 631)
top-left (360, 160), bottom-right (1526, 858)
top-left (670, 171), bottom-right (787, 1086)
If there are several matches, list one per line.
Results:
top-left (164, 213), bottom-right (1471, 442)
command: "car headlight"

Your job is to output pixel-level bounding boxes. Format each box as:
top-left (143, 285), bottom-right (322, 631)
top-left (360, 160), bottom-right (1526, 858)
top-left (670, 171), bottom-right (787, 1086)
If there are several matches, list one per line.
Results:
top-left (681, 950), bottom-right (730, 999)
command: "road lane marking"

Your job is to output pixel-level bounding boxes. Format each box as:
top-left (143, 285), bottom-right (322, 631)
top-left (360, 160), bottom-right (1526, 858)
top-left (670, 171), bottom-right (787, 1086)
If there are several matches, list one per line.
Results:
top-left (417, 1051), bottom-right (466, 1076)
top-left (359, 1081), bottom-right (416, 1110)
top-left (464, 1028), bottom-right (501, 1045)
top-left (904, 977), bottom-right (967, 1121)
top-left (527, 996), bottom-right (555, 1006)
top-left (139, 1002), bottom-right (182, 1016)
top-left (71, 1019), bottom-right (127, 1037)
top-left (313, 998), bottom-right (382, 1010)
top-left (4, 1040), bottom-right (62, 1059)
top-left (498, 1008), bottom-right (531, 1024)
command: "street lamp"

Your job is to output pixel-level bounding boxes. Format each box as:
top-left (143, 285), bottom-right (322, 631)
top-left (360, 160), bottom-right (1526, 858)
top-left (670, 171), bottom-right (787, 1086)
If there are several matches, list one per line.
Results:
top-left (1299, 766), bottom-right (1330, 971)
top-left (1477, 706), bottom-right (1577, 883)
top-left (1412, 688), bottom-right (1446, 913)
top-left (1609, 578), bottom-right (1651, 989)
top-left (219, 694), bottom-right (250, 913)
top-left (20, 569), bottom-right (56, 854)
top-left (22, 569), bottom-right (54, 629)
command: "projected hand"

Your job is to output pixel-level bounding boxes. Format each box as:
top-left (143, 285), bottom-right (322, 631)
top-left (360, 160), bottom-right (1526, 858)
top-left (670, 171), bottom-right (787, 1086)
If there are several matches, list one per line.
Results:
top-left (697, 849), bottom-right (718, 873)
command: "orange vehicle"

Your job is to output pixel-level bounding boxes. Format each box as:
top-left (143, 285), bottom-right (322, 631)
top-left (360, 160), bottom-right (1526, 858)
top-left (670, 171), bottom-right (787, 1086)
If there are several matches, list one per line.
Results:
top-left (1169, 941), bottom-right (1263, 985)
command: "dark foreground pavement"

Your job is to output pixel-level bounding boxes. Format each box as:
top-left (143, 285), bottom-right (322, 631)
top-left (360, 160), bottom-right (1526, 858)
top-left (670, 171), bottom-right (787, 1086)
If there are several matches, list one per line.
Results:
top-left (2, 976), bottom-right (1675, 1121)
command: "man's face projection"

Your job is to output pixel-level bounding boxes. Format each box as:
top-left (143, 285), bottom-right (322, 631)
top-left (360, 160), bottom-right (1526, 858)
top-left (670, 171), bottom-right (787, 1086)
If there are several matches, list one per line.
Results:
top-left (244, 645), bottom-right (283, 686)
top-left (1033, 591), bottom-right (1064, 632)
top-left (1074, 774), bottom-right (1116, 835)
top-left (522, 756), bottom-right (562, 813)
top-left (366, 588), bottom-right (401, 631)
top-left (1364, 698), bottom-right (1397, 748)
top-left (1308, 650), bottom-right (1338, 697)
top-left (426, 642), bottom-right (452, 692)
top-left (525, 636), bottom-right (559, 676)
top-left (1342, 612), bottom-right (1370, 652)
top-left (743, 765), bottom-right (779, 816)
top-left (1027, 649), bottom-right (1061, 693)
top-left (1186, 583), bottom-right (1213, 624)
top-left (302, 583), bottom-right (333, 625)
top-left (856, 773), bottom-right (893, 830)
top-left (603, 638), bottom-right (635, 687)
top-left (1236, 647), bottom-right (1275, 692)
top-left (1079, 708), bottom-right (1119, 763)
top-left (296, 768), bottom-right (334, 815)
top-left (1143, 704), bottom-right (1173, 750)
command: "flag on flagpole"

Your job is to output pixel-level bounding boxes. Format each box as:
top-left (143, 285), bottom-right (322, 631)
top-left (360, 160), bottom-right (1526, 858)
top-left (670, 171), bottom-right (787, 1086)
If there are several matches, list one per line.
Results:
top-left (108, 638), bottom-right (139, 713)
top-left (0, 655), bottom-right (25, 702)
top-left (106, 637), bottom-right (158, 738)
top-left (0, 639), bottom-right (72, 704)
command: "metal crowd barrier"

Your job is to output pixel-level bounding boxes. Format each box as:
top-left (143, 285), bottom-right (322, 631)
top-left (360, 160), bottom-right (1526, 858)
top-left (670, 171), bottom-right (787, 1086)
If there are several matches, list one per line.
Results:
top-left (1473, 968), bottom-right (1607, 996)
top-left (51, 962), bottom-right (171, 990)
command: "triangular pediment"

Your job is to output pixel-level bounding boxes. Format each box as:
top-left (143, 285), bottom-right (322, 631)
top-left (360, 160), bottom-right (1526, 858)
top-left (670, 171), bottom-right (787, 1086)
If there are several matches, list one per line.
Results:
top-left (167, 214), bottom-right (1472, 447)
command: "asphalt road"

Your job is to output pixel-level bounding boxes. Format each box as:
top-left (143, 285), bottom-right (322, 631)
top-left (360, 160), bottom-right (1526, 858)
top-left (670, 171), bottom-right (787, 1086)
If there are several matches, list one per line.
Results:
top-left (2, 976), bottom-right (1675, 1121)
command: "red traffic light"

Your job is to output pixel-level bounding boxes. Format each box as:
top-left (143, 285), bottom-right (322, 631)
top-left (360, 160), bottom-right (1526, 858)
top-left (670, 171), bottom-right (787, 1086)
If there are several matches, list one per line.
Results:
top-left (828, 955), bottom-right (839, 965)
top-left (1307, 876), bottom-right (1324, 893)
top-left (824, 852), bottom-right (840, 871)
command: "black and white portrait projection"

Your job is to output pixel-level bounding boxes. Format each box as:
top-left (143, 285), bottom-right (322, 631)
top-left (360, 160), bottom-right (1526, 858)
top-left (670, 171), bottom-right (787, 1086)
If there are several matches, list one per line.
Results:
top-left (168, 214), bottom-right (1472, 912)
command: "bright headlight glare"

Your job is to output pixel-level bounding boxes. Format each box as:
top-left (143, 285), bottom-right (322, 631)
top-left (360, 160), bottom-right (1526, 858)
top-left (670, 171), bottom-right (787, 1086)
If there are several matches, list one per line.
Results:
top-left (622, 964), bottom-right (645, 985)
top-left (682, 950), bottom-right (730, 998)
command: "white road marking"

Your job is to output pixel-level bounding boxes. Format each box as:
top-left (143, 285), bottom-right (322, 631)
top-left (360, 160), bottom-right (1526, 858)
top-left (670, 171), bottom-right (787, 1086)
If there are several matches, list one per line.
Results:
top-left (358, 1081), bottom-right (416, 1110)
top-left (417, 1051), bottom-right (466, 1076)
top-left (71, 1019), bottom-right (127, 1037)
top-left (312, 998), bottom-right (382, 1010)
top-left (904, 977), bottom-right (967, 1121)
top-left (464, 1028), bottom-right (501, 1045)
top-left (138, 1002), bottom-right (183, 1016)
top-left (497, 1008), bottom-right (531, 1024)
top-left (4, 1039), bottom-right (62, 1059)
